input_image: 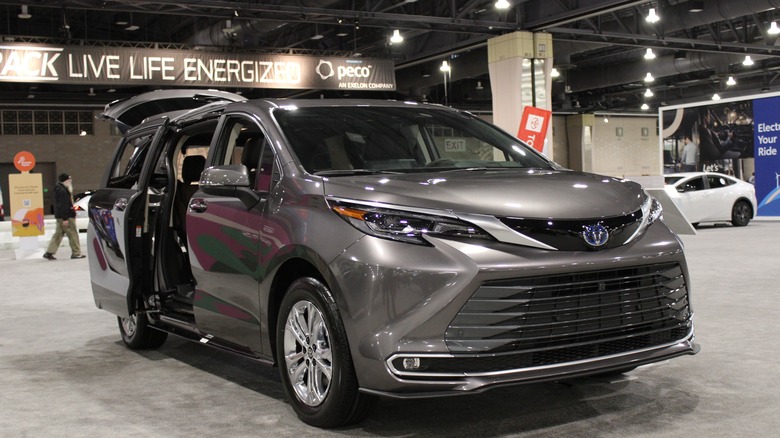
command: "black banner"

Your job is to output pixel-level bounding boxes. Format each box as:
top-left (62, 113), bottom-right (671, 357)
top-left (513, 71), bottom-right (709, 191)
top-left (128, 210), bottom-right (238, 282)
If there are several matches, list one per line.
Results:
top-left (0, 43), bottom-right (396, 91)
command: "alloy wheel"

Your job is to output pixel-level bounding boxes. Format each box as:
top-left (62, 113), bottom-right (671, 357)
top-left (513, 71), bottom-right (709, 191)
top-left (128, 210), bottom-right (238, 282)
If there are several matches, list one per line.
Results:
top-left (282, 300), bottom-right (333, 407)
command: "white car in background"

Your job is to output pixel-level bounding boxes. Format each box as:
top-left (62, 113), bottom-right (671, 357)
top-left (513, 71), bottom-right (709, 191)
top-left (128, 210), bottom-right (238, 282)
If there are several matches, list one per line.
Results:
top-left (664, 172), bottom-right (757, 227)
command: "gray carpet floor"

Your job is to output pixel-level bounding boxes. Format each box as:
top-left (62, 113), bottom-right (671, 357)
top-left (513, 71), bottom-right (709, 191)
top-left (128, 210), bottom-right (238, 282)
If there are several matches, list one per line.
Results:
top-left (1, 220), bottom-right (778, 437)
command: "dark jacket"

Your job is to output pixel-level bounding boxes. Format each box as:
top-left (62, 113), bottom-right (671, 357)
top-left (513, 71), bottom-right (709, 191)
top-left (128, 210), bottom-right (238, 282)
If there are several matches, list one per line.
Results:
top-left (53, 182), bottom-right (76, 220)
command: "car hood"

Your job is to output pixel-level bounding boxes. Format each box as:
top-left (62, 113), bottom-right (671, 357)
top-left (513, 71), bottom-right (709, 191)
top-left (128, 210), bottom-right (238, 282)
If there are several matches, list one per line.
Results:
top-left (100, 89), bottom-right (246, 133)
top-left (322, 169), bottom-right (646, 219)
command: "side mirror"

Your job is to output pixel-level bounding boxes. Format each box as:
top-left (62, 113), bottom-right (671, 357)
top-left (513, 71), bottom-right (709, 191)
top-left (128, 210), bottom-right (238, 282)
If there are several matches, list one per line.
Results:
top-left (200, 165), bottom-right (261, 208)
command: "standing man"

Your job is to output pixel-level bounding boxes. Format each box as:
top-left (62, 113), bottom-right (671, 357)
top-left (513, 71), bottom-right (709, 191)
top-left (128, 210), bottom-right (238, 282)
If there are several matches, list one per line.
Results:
top-left (43, 173), bottom-right (84, 260)
top-left (680, 136), bottom-right (698, 172)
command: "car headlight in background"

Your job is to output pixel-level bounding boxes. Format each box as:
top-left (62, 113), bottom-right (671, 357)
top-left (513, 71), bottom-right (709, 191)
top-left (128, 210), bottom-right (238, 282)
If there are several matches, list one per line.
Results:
top-left (330, 201), bottom-right (493, 245)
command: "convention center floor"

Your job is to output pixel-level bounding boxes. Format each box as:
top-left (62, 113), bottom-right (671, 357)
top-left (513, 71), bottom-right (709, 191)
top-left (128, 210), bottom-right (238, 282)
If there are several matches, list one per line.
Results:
top-left (1, 221), bottom-right (778, 437)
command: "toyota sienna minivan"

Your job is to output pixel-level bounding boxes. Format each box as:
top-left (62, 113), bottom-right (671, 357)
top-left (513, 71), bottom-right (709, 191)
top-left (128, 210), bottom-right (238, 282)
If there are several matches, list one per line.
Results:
top-left (88, 90), bottom-right (699, 427)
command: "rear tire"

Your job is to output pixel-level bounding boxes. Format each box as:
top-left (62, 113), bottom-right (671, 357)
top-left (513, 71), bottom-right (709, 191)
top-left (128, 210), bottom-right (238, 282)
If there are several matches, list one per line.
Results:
top-left (118, 313), bottom-right (168, 349)
top-left (276, 277), bottom-right (375, 428)
top-left (731, 200), bottom-right (752, 227)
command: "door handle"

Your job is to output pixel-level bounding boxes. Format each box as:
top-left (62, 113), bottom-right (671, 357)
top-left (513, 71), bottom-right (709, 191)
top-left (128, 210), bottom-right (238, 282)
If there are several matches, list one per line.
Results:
top-left (114, 198), bottom-right (128, 211)
top-left (189, 198), bottom-right (208, 213)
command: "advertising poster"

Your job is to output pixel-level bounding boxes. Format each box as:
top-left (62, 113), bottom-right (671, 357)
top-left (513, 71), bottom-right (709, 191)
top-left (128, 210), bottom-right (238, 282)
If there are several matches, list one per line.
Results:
top-left (9, 172), bottom-right (44, 236)
top-left (752, 96), bottom-right (780, 216)
top-left (662, 101), bottom-right (754, 175)
top-left (661, 93), bottom-right (780, 216)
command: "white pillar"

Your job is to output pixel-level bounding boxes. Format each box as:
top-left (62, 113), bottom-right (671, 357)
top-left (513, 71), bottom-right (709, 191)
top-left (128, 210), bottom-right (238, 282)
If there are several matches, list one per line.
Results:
top-left (488, 32), bottom-right (554, 158)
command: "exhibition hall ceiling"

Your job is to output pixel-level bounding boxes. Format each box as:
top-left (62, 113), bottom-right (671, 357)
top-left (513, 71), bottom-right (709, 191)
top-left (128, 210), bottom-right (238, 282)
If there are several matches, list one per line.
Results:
top-left (0, 0), bottom-right (779, 112)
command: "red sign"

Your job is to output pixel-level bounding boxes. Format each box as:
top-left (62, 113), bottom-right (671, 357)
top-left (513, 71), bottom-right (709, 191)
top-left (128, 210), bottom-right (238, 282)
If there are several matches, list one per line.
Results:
top-left (517, 106), bottom-right (552, 153)
top-left (13, 151), bottom-right (35, 172)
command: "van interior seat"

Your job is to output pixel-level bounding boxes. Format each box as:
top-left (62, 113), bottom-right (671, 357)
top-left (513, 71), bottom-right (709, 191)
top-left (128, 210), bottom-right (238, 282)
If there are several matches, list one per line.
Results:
top-left (174, 154), bottom-right (206, 238)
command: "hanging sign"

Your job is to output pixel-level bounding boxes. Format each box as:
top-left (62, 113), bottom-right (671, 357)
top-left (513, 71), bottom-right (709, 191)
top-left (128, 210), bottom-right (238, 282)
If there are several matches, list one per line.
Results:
top-left (517, 106), bottom-right (552, 154)
top-left (0, 43), bottom-right (396, 91)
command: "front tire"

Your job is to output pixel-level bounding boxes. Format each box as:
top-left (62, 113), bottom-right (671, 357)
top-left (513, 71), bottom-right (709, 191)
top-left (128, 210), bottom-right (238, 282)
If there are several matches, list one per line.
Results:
top-left (731, 200), bottom-right (752, 227)
top-left (276, 277), bottom-right (374, 428)
top-left (118, 313), bottom-right (168, 349)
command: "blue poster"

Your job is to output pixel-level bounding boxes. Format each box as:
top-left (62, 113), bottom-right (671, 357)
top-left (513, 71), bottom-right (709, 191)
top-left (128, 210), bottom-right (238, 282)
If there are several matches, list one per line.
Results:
top-left (753, 96), bottom-right (780, 216)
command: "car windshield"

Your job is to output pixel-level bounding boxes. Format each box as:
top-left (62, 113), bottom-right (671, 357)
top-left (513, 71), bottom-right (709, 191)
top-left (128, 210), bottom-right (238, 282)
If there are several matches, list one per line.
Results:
top-left (272, 105), bottom-right (554, 175)
top-left (665, 176), bottom-right (685, 185)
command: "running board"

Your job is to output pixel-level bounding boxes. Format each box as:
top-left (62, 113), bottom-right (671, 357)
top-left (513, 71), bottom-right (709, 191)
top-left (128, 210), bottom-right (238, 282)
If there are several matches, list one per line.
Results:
top-left (154, 315), bottom-right (274, 366)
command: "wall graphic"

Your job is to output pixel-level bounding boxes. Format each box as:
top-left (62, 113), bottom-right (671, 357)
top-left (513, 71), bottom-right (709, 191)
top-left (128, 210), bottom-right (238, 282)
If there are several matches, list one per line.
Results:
top-left (662, 93), bottom-right (780, 216)
top-left (753, 96), bottom-right (780, 216)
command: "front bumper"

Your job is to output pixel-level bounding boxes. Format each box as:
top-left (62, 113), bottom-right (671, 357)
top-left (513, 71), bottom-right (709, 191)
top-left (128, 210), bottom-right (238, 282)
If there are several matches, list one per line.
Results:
top-left (328, 222), bottom-right (698, 396)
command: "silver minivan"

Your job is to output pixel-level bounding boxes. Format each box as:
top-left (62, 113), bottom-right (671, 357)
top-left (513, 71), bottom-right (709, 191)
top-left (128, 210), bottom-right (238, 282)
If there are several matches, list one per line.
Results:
top-left (89, 91), bottom-right (699, 427)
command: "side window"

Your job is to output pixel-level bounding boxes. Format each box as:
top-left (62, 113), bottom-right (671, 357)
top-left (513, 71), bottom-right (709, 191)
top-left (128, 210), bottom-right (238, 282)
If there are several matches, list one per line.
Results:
top-left (108, 133), bottom-right (154, 188)
top-left (707, 175), bottom-right (732, 189)
top-left (212, 116), bottom-right (277, 191)
top-left (681, 176), bottom-right (706, 192)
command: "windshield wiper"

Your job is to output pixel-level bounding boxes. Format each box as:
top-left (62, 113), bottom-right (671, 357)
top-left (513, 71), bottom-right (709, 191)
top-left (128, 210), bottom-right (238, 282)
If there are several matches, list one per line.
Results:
top-left (314, 169), bottom-right (401, 176)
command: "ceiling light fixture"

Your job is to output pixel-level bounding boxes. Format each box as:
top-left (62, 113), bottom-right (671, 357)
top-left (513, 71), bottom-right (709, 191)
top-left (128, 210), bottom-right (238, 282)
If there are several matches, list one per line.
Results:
top-left (769, 21), bottom-right (780, 35)
top-left (641, 103), bottom-right (650, 110)
top-left (495, 0), bottom-right (511, 9)
top-left (88, 87), bottom-right (95, 96)
top-left (712, 93), bottom-right (721, 101)
top-left (551, 67), bottom-right (560, 78)
top-left (603, 116), bottom-right (609, 123)
top-left (18, 5), bottom-right (31, 19)
top-left (644, 72), bottom-right (655, 82)
top-left (644, 88), bottom-right (654, 97)
top-left (646, 8), bottom-right (660, 24)
top-left (743, 55), bottom-right (754, 66)
top-left (389, 29), bottom-right (403, 44)
top-left (440, 60), bottom-right (451, 72)
top-left (644, 48), bottom-right (656, 60)
top-left (311, 24), bottom-right (324, 40)
top-left (726, 76), bottom-right (737, 86)
top-left (688, 1), bottom-right (704, 13)
top-left (476, 81), bottom-right (484, 90)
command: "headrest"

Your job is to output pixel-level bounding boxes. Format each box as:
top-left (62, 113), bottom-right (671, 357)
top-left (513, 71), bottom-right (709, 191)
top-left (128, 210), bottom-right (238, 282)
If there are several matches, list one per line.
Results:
top-left (182, 155), bottom-right (206, 184)
top-left (241, 137), bottom-right (263, 169)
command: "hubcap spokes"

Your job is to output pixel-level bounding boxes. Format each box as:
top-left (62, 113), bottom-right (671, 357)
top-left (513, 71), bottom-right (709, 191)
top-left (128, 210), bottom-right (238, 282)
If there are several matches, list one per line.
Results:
top-left (283, 300), bottom-right (332, 407)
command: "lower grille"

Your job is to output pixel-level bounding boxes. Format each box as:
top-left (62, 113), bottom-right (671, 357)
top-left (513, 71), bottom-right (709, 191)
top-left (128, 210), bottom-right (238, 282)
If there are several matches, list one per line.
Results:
top-left (439, 263), bottom-right (691, 371)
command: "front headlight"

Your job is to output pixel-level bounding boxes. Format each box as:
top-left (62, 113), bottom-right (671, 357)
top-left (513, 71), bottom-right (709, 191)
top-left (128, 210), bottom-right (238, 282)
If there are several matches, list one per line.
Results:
top-left (625, 193), bottom-right (663, 244)
top-left (330, 201), bottom-right (493, 245)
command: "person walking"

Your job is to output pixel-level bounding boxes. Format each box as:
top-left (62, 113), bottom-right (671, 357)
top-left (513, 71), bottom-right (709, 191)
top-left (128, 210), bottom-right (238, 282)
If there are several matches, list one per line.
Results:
top-left (43, 173), bottom-right (84, 260)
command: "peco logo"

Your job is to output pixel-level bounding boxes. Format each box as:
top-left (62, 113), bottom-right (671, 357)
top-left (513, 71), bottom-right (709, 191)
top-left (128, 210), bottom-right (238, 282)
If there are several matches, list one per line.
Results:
top-left (315, 60), bottom-right (334, 80)
top-left (315, 59), bottom-right (374, 81)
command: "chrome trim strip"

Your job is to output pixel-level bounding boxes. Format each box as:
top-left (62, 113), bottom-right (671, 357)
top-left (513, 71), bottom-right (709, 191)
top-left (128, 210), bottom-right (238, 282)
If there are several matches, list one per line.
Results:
top-left (386, 330), bottom-right (695, 378)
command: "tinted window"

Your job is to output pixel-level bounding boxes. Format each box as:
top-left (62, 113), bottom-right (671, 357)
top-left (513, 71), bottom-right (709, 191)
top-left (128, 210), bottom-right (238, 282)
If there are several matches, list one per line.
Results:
top-left (107, 133), bottom-right (154, 188)
top-left (707, 175), bottom-right (733, 189)
top-left (665, 176), bottom-right (684, 185)
top-left (272, 106), bottom-right (553, 174)
top-left (681, 176), bottom-right (706, 192)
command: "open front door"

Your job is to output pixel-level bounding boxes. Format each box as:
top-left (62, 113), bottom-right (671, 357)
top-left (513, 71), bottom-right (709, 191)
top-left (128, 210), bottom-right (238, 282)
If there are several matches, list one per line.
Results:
top-left (88, 126), bottom-right (166, 318)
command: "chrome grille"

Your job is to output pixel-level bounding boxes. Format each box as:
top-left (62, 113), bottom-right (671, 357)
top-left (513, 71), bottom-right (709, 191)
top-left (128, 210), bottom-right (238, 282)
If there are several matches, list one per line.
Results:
top-left (446, 263), bottom-right (691, 357)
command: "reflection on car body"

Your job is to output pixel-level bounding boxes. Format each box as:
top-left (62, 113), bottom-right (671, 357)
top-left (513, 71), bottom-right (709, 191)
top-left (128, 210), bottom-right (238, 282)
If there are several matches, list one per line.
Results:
top-left (88, 91), bottom-right (699, 428)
